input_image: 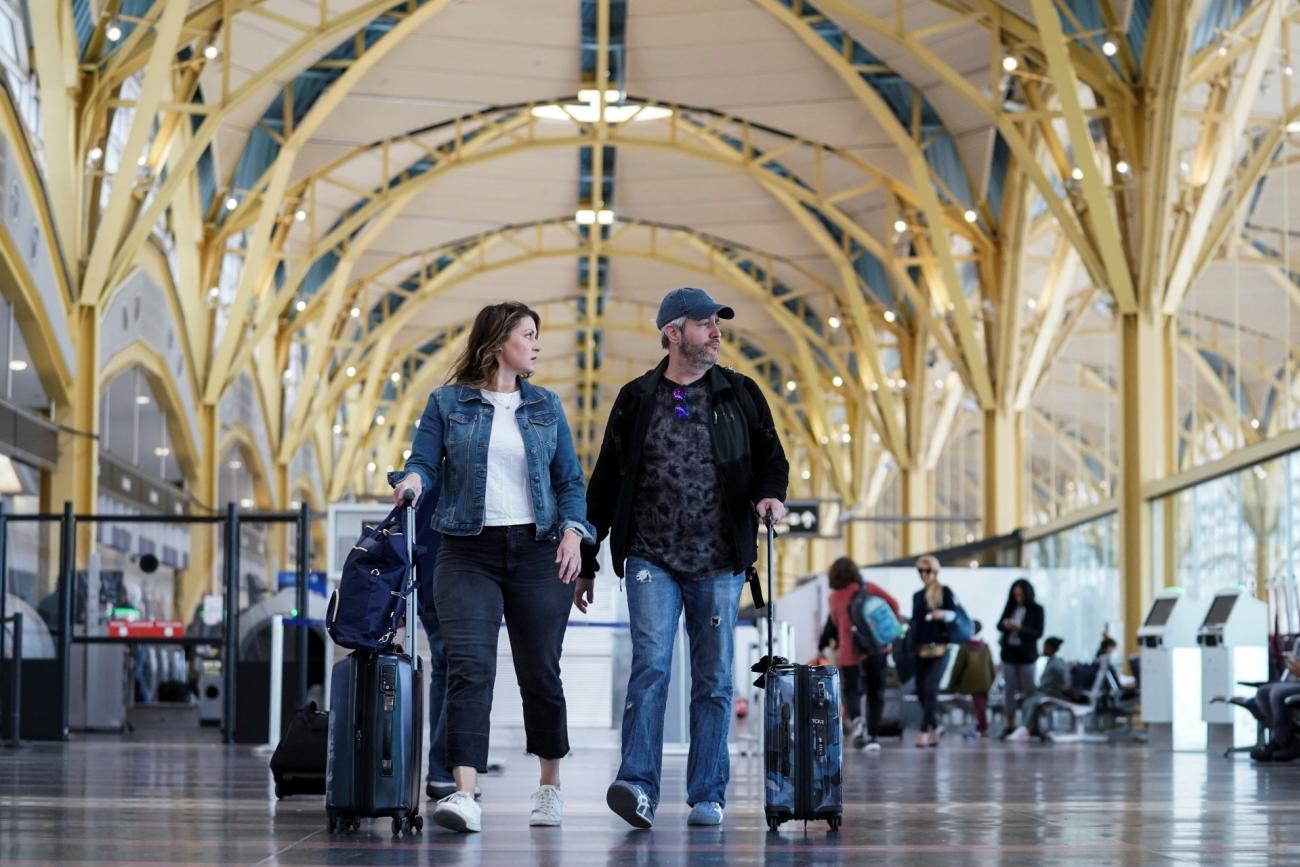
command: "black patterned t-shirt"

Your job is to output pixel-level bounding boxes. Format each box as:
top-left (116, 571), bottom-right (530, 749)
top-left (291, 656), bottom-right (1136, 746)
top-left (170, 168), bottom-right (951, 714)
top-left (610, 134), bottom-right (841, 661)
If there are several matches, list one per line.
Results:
top-left (628, 377), bottom-right (736, 580)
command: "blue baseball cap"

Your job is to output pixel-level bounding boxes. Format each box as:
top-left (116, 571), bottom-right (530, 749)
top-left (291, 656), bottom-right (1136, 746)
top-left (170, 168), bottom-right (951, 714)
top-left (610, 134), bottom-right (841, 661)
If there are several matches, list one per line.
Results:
top-left (656, 287), bottom-right (735, 330)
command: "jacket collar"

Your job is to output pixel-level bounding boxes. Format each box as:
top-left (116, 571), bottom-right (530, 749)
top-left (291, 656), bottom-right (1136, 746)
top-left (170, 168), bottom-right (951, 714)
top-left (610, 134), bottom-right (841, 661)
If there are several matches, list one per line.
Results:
top-left (454, 376), bottom-right (546, 407)
top-left (631, 357), bottom-right (733, 397)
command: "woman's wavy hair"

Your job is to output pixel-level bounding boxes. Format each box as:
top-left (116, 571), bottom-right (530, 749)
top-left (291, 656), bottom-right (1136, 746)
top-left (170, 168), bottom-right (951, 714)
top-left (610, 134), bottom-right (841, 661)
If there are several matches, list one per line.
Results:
top-left (445, 302), bottom-right (541, 388)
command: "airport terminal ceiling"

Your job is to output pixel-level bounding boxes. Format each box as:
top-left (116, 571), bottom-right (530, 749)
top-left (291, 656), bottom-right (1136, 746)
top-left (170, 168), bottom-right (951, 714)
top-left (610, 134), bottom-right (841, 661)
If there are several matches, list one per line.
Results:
top-left (14, 0), bottom-right (1300, 572)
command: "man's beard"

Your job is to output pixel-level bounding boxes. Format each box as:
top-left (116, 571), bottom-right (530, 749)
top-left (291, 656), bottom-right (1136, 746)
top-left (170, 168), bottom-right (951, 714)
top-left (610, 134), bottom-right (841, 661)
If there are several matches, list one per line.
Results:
top-left (681, 336), bottom-right (719, 369)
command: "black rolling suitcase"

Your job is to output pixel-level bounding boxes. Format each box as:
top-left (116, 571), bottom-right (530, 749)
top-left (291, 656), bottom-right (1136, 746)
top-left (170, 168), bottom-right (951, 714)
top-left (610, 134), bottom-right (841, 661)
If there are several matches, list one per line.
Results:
top-left (756, 519), bottom-right (843, 832)
top-left (326, 496), bottom-right (424, 836)
top-left (269, 702), bottom-right (328, 797)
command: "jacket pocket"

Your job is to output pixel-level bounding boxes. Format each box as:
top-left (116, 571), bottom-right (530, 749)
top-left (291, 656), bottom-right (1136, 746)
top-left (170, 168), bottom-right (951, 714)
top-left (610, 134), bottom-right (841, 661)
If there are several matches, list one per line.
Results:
top-left (445, 410), bottom-right (474, 446)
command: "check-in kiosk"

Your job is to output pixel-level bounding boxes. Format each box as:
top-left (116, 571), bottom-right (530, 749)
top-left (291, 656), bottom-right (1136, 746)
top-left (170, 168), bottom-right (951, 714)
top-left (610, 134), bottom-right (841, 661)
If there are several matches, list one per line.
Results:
top-left (1198, 587), bottom-right (1267, 752)
top-left (1138, 588), bottom-right (1205, 750)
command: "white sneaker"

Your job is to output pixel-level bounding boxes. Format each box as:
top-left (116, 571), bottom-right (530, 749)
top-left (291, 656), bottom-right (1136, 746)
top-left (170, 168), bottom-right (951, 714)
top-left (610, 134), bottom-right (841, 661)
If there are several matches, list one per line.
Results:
top-left (432, 791), bottom-right (481, 833)
top-left (529, 784), bottom-right (563, 827)
top-left (1009, 725), bottom-right (1030, 742)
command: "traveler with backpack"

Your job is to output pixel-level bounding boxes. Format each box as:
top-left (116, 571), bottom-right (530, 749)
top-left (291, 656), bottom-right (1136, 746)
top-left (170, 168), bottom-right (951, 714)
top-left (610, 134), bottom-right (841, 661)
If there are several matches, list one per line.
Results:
top-left (825, 557), bottom-right (901, 752)
top-left (392, 302), bottom-right (595, 833)
top-left (911, 555), bottom-right (962, 748)
top-left (997, 579), bottom-right (1044, 740)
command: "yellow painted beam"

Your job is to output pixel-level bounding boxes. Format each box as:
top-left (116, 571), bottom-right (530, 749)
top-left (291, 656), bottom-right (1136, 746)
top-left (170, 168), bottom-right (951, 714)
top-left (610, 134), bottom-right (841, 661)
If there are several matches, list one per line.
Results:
top-left (28, 0), bottom-right (81, 273)
top-left (80, 0), bottom-right (190, 305)
top-left (1030, 0), bottom-right (1137, 314)
top-left (211, 0), bottom-right (455, 399)
top-left (1118, 312), bottom-right (1173, 659)
top-left (1162, 0), bottom-right (1282, 315)
top-left (756, 0), bottom-right (995, 407)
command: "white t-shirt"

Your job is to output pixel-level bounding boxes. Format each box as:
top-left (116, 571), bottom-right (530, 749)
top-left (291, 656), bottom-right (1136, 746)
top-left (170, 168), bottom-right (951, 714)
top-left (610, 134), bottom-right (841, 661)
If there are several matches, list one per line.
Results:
top-left (480, 389), bottom-right (535, 526)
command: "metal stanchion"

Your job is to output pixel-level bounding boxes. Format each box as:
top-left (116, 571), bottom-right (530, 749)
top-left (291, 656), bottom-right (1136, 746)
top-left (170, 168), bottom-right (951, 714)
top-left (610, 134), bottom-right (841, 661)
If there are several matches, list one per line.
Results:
top-left (56, 501), bottom-right (73, 741)
top-left (268, 614), bottom-right (284, 751)
top-left (295, 503), bottom-right (309, 709)
top-left (222, 503), bottom-right (240, 745)
top-left (4, 611), bottom-right (19, 747)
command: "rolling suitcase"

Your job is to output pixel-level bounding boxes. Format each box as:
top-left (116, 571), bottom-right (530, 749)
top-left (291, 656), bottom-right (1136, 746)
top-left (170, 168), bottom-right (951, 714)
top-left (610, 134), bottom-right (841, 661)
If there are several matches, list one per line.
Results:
top-left (326, 496), bottom-right (424, 836)
top-left (759, 519), bottom-right (843, 832)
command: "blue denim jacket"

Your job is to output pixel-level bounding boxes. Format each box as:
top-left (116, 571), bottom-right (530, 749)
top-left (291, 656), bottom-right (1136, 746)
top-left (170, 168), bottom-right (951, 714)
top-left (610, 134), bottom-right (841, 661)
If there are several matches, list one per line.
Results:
top-left (401, 378), bottom-right (595, 543)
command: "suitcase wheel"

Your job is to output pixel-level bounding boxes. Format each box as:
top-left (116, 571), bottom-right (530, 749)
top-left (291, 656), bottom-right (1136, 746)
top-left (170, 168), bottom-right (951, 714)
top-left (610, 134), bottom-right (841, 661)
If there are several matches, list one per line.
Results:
top-left (827, 816), bottom-right (841, 832)
top-left (766, 817), bottom-right (782, 833)
top-left (392, 818), bottom-right (402, 836)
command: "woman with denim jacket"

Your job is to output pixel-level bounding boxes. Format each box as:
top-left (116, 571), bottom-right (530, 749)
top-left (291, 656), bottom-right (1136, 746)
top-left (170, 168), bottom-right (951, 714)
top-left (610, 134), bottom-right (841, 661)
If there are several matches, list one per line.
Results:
top-left (392, 301), bottom-right (594, 834)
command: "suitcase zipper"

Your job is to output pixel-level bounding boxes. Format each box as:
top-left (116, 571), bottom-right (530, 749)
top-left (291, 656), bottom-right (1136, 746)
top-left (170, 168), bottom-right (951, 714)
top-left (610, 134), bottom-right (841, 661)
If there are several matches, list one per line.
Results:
top-left (796, 666), bottom-right (813, 818)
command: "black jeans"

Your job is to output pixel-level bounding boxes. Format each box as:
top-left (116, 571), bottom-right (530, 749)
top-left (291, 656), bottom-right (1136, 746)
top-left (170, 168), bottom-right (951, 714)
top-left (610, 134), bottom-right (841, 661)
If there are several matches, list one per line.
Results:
top-left (433, 525), bottom-right (573, 772)
top-left (840, 664), bottom-right (863, 722)
top-left (862, 652), bottom-right (888, 737)
top-left (916, 655), bottom-right (946, 732)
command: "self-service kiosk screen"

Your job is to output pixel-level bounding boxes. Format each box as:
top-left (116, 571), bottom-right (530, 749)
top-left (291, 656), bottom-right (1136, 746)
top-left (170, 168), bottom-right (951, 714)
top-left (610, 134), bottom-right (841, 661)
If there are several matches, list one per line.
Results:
top-left (1144, 598), bottom-right (1177, 627)
top-left (1202, 595), bottom-right (1238, 626)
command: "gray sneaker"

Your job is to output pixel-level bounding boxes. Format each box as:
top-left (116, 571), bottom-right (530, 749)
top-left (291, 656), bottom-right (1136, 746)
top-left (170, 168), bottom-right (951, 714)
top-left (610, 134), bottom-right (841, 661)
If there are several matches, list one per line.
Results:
top-left (606, 780), bottom-right (654, 829)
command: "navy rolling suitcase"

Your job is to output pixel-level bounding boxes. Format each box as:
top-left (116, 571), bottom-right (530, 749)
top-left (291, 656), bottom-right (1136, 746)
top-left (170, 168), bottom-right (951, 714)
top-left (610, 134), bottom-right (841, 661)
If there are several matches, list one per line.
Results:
top-left (326, 497), bottom-right (424, 836)
top-left (758, 520), bottom-right (843, 832)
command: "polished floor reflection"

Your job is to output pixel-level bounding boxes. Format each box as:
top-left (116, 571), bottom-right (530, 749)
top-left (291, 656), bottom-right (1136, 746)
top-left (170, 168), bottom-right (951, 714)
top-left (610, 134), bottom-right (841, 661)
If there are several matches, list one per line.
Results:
top-left (1, 733), bottom-right (1298, 865)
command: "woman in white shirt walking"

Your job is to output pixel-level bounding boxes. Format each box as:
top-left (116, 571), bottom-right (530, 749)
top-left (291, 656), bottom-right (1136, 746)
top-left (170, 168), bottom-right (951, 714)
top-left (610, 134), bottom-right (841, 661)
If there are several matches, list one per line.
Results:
top-left (392, 302), bottom-right (594, 833)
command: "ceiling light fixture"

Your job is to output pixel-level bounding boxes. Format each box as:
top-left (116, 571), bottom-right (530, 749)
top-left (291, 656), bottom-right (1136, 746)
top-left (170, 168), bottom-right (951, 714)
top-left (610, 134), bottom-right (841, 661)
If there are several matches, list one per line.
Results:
top-left (349, 306), bottom-right (361, 318)
top-left (204, 44), bottom-right (219, 60)
top-left (294, 209), bottom-right (307, 222)
top-left (785, 380), bottom-right (797, 392)
top-left (390, 372), bottom-right (401, 383)
top-left (1071, 167), bottom-right (1084, 181)
top-left (532, 90), bottom-right (672, 124)
top-left (345, 366), bottom-right (356, 377)
top-left (106, 23), bottom-right (123, 42)
top-left (224, 196), bottom-right (238, 211)
top-left (893, 219), bottom-right (908, 233)
top-left (1102, 40), bottom-right (1118, 56)
top-left (828, 315), bottom-right (841, 329)
top-left (883, 310), bottom-right (896, 323)
top-left (832, 375), bottom-right (843, 387)
top-left (135, 395), bottom-right (150, 406)
top-left (8, 360), bottom-right (26, 371)
top-left (963, 209), bottom-right (978, 223)
top-left (1001, 56), bottom-right (1018, 72)
top-left (88, 147), bottom-right (103, 163)
top-left (295, 300), bottom-right (306, 312)
top-left (1115, 160), bottom-right (1130, 174)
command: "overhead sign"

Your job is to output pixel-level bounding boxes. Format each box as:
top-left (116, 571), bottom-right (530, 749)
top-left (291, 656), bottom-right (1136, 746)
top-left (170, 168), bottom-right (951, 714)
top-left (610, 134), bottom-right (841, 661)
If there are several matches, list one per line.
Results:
top-left (776, 500), bottom-right (842, 538)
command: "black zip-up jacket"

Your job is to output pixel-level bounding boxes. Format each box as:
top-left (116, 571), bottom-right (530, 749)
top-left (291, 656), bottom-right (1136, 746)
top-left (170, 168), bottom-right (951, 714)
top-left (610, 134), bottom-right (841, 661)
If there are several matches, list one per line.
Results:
top-left (580, 358), bottom-right (789, 579)
top-left (997, 600), bottom-right (1044, 665)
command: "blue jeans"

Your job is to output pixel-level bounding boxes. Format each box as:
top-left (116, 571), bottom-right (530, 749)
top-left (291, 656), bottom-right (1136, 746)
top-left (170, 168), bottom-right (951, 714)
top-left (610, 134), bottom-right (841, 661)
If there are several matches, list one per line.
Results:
top-left (419, 605), bottom-right (452, 784)
top-left (617, 557), bottom-right (745, 809)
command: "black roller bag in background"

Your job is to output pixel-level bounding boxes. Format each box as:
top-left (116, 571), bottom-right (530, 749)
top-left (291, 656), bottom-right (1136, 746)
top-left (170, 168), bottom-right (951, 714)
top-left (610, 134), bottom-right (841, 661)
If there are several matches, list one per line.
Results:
top-left (269, 702), bottom-right (329, 797)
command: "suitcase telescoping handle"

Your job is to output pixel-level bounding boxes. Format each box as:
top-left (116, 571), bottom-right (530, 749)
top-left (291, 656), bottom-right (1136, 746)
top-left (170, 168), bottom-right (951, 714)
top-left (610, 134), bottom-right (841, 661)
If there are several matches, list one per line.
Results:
top-left (765, 515), bottom-right (775, 666)
top-left (402, 489), bottom-right (417, 657)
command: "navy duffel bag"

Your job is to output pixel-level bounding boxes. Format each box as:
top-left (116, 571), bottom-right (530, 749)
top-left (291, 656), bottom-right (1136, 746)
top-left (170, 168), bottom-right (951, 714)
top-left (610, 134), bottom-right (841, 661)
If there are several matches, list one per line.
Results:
top-left (325, 504), bottom-right (421, 652)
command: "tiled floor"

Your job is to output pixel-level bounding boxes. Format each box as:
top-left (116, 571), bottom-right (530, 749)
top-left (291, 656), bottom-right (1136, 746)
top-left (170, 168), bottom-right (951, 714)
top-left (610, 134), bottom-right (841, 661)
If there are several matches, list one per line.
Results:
top-left (1, 732), bottom-right (1299, 865)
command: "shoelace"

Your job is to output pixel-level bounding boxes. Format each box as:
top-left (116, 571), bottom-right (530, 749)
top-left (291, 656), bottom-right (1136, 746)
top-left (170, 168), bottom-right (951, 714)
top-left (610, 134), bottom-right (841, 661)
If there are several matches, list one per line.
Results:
top-left (533, 787), bottom-right (561, 814)
top-left (635, 789), bottom-right (651, 815)
top-left (439, 792), bottom-right (472, 807)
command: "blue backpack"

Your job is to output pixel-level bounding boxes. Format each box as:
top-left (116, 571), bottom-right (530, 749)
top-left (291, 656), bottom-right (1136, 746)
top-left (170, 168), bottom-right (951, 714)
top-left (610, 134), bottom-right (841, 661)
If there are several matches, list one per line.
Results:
top-left (325, 504), bottom-right (422, 652)
top-left (849, 587), bottom-right (902, 653)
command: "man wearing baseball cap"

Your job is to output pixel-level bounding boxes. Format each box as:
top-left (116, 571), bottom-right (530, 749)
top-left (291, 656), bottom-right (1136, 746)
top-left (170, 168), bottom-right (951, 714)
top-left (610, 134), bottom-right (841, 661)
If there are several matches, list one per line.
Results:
top-left (574, 287), bottom-right (788, 828)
